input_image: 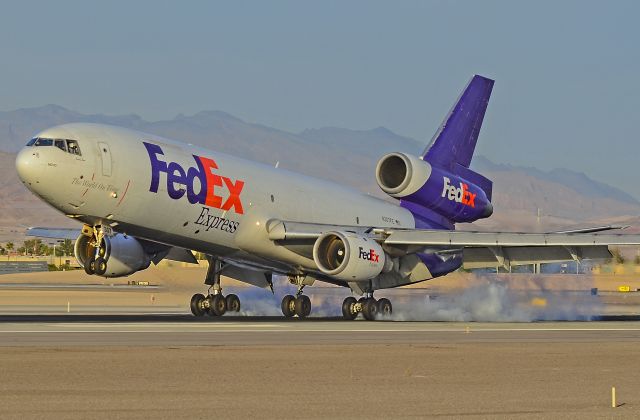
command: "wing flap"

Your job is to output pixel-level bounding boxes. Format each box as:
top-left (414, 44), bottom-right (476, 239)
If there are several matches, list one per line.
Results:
top-left (463, 245), bottom-right (612, 269)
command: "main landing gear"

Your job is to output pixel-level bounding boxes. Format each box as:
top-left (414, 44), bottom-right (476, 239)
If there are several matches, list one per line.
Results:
top-left (281, 276), bottom-right (312, 319)
top-left (190, 257), bottom-right (241, 317)
top-left (341, 295), bottom-right (392, 321)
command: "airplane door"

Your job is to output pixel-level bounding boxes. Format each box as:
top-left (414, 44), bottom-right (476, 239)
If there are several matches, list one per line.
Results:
top-left (98, 142), bottom-right (112, 177)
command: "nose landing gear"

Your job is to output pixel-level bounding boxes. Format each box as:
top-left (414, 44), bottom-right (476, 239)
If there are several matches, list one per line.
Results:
top-left (83, 225), bottom-right (111, 276)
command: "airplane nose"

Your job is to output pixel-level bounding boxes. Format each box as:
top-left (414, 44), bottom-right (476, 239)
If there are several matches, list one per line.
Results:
top-left (15, 147), bottom-right (42, 186)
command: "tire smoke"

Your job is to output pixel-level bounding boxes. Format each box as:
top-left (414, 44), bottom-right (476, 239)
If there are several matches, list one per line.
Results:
top-left (222, 275), bottom-right (603, 321)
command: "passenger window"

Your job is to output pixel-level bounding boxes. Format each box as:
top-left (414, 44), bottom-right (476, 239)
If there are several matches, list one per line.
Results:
top-left (34, 138), bottom-right (53, 146)
top-left (54, 139), bottom-right (67, 152)
top-left (66, 139), bottom-right (81, 156)
top-left (26, 138), bottom-right (37, 146)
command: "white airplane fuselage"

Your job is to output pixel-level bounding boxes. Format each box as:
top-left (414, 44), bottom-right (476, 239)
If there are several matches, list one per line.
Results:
top-left (16, 123), bottom-right (415, 274)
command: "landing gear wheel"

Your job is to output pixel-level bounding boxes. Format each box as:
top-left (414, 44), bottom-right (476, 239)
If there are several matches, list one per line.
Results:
top-left (190, 293), bottom-right (206, 317)
top-left (377, 298), bottom-right (392, 317)
top-left (226, 294), bottom-right (241, 313)
top-left (84, 256), bottom-right (96, 275)
top-left (294, 295), bottom-right (311, 318)
top-left (94, 257), bottom-right (107, 276)
top-left (209, 294), bottom-right (227, 316)
top-left (342, 297), bottom-right (358, 320)
top-left (362, 299), bottom-right (379, 321)
top-left (281, 295), bottom-right (296, 318)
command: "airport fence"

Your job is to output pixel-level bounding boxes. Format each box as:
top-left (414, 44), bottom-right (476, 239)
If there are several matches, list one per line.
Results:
top-left (0, 261), bottom-right (49, 275)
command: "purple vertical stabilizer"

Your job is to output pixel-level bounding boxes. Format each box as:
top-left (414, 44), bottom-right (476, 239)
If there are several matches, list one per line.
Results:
top-left (422, 75), bottom-right (494, 170)
top-left (399, 75), bottom-right (494, 230)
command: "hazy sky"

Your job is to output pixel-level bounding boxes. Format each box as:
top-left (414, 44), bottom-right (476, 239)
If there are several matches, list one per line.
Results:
top-left (1, 1), bottom-right (639, 197)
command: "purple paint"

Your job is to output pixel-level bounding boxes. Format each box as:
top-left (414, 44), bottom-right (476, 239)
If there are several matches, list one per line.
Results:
top-left (400, 75), bottom-right (495, 228)
top-left (422, 75), bottom-right (494, 170)
top-left (402, 165), bottom-right (493, 224)
top-left (418, 251), bottom-right (463, 278)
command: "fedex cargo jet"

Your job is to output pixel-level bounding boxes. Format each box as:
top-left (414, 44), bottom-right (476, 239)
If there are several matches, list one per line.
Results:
top-left (16, 75), bottom-right (640, 320)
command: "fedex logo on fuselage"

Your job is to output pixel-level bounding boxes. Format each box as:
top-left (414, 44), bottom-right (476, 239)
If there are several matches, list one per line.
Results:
top-left (441, 176), bottom-right (476, 208)
top-left (144, 142), bottom-right (245, 214)
top-left (359, 247), bottom-right (380, 263)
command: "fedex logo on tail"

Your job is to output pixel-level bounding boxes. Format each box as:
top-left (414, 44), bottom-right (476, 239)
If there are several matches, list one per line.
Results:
top-left (441, 177), bottom-right (476, 208)
top-left (144, 142), bottom-right (245, 214)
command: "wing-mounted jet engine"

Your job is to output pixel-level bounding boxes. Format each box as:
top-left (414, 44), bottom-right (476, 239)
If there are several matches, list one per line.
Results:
top-left (312, 231), bottom-right (392, 281)
top-left (74, 226), bottom-right (153, 277)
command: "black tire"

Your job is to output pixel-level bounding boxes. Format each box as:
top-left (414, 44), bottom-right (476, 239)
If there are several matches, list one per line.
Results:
top-left (281, 295), bottom-right (295, 318)
top-left (94, 257), bottom-right (107, 276)
top-left (190, 293), bottom-right (206, 317)
top-left (226, 294), bottom-right (241, 313)
top-left (295, 295), bottom-right (311, 318)
top-left (84, 256), bottom-right (95, 275)
top-left (362, 299), bottom-right (379, 321)
top-left (342, 297), bottom-right (358, 320)
top-left (377, 298), bottom-right (392, 317)
top-left (210, 294), bottom-right (227, 316)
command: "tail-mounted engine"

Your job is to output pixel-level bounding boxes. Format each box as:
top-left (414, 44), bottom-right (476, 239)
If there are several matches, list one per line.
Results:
top-left (312, 231), bottom-right (391, 281)
top-left (375, 152), bottom-right (493, 223)
top-left (75, 231), bottom-right (152, 278)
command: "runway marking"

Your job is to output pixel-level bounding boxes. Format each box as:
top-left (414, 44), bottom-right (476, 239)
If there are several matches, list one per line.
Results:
top-left (1, 327), bottom-right (640, 334)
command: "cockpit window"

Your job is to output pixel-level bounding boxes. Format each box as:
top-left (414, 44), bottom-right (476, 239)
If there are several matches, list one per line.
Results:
top-left (27, 137), bottom-right (82, 156)
top-left (54, 139), bottom-right (67, 152)
top-left (66, 139), bottom-right (81, 156)
top-left (34, 138), bottom-right (53, 146)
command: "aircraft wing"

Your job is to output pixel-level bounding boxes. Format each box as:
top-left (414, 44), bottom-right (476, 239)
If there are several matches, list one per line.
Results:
top-left (266, 220), bottom-right (640, 269)
top-left (550, 225), bottom-right (628, 234)
top-left (26, 227), bottom-right (80, 240)
top-left (381, 229), bottom-right (640, 246)
top-left (381, 229), bottom-right (640, 269)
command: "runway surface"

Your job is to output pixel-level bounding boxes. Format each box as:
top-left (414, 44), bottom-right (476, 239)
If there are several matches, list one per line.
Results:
top-left (1, 316), bottom-right (640, 419)
top-left (1, 314), bottom-right (640, 346)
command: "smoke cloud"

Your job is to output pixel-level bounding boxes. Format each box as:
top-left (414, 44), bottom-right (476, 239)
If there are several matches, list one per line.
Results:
top-left (222, 275), bottom-right (603, 322)
top-left (384, 281), bottom-right (603, 322)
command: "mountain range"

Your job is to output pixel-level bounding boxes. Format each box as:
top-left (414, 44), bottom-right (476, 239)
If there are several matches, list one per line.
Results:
top-left (1, 105), bottom-right (639, 243)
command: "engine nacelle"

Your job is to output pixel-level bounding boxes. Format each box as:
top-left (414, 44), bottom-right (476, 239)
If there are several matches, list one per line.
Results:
top-left (313, 231), bottom-right (390, 281)
top-left (75, 233), bottom-right (152, 277)
top-left (375, 152), bottom-right (493, 223)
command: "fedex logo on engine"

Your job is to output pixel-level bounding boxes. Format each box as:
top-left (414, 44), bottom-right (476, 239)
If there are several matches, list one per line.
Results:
top-left (441, 177), bottom-right (476, 208)
top-left (359, 247), bottom-right (380, 263)
top-left (144, 142), bottom-right (245, 214)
